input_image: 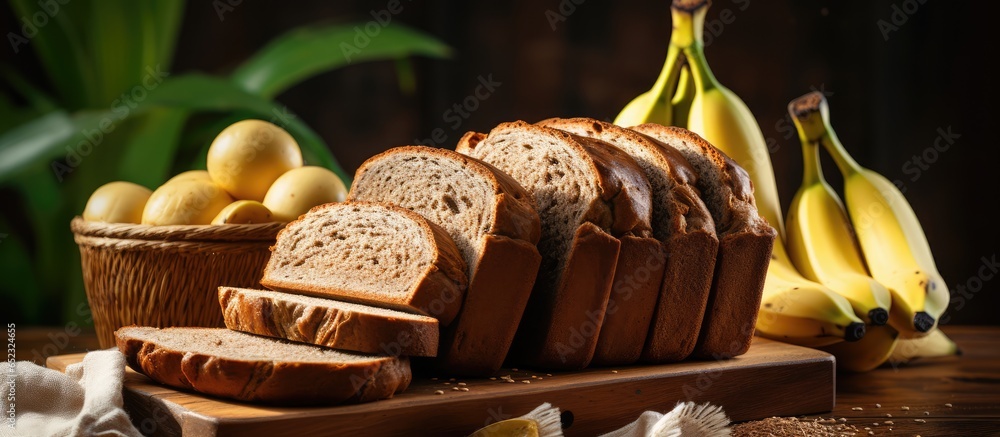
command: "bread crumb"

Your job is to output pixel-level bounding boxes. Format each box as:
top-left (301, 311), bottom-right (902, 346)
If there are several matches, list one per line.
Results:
top-left (460, 387), bottom-right (469, 392)
top-left (852, 407), bottom-right (863, 411)
top-left (901, 406), bottom-right (910, 411)
top-left (945, 403), bottom-right (953, 408)
top-left (433, 390), bottom-right (444, 395)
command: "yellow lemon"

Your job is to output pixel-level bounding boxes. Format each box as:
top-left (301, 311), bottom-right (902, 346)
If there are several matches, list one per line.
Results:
top-left (166, 170), bottom-right (212, 184)
top-left (211, 200), bottom-right (275, 225)
top-left (207, 119), bottom-right (303, 201)
top-left (263, 166), bottom-right (347, 222)
top-left (142, 179), bottom-right (234, 225)
top-left (82, 181), bottom-right (152, 224)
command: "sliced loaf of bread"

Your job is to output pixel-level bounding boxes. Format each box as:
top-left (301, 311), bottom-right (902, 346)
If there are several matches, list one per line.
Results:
top-left (219, 286), bottom-right (440, 357)
top-left (631, 124), bottom-right (776, 359)
top-left (537, 117), bottom-right (719, 363)
top-left (348, 146), bottom-right (542, 375)
top-left (115, 326), bottom-right (411, 405)
top-left (260, 202), bottom-right (468, 326)
top-left (457, 121), bottom-right (655, 369)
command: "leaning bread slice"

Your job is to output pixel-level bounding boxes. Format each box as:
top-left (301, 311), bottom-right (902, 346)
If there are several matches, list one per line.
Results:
top-left (115, 326), bottom-right (411, 405)
top-left (349, 146), bottom-right (542, 375)
top-left (538, 117), bottom-right (719, 363)
top-left (457, 121), bottom-right (656, 369)
top-left (631, 124), bottom-right (776, 359)
top-left (260, 202), bottom-right (468, 326)
top-left (220, 286), bottom-right (439, 357)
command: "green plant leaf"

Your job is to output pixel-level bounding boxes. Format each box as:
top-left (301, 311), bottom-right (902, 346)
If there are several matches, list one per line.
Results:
top-left (87, 0), bottom-right (146, 104)
top-left (0, 66), bottom-right (58, 113)
top-left (9, 0), bottom-right (95, 107)
top-left (0, 111), bottom-right (77, 182)
top-left (116, 108), bottom-right (188, 188)
top-left (232, 23), bottom-right (451, 99)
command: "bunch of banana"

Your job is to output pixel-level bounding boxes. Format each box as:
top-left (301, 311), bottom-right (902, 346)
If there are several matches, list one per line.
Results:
top-left (785, 93), bottom-right (892, 326)
top-left (615, 0), bottom-right (865, 348)
top-left (800, 93), bottom-right (950, 339)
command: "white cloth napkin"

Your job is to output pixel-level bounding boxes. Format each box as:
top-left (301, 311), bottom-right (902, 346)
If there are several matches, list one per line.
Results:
top-left (598, 402), bottom-right (731, 437)
top-left (1, 350), bottom-right (141, 437)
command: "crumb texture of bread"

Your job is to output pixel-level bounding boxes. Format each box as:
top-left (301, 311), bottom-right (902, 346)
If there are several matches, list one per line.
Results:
top-left (349, 146), bottom-right (542, 375)
top-left (219, 286), bottom-right (440, 357)
top-left (114, 326), bottom-right (411, 405)
top-left (260, 202), bottom-right (468, 325)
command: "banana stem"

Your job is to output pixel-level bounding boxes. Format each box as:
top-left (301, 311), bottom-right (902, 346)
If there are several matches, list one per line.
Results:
top-left (670, 2), bottom-right (717, 93)
top-left (649, 45), bottom-right (686, 107)
top-left (800, 139), bottom-right (823, 186)
top-left (789, 91), bottom-right (863, 175)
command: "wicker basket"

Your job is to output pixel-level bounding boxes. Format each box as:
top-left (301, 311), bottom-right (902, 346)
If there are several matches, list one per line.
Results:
top-left (70, 216), bottom-right (285, 348)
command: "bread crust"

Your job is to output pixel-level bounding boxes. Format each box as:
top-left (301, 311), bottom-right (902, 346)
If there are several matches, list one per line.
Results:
top-left (219, 287), bottom-right (440, 357)
top-left (510, 222), bottom-right (620, 369)
top-left (349, 146), bottom-right (543, 376)
top-left (260, 202), bottom-right (468, 326)
top-left (115, 327), bottom-right (411, 405)
top-left (537, 118), bottom-right (711, 365)
top-left (630, 123), bottom-right (777, 360)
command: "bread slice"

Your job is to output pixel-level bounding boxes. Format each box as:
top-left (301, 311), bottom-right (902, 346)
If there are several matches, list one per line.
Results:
top-left (114, 326), bottom-right (411, 405)
top-left (219, 286), bottom-right (439, 357)
top-left (348, 146), bottom-right (542, 375)
top-left (537, 117), bottom-right (719, 363)
top-left (260, 202), bottom-right (468, 326)
top-left (630, 124), bottom-right (777, 359)
top-left (457, 121), bottom-right (657, 369)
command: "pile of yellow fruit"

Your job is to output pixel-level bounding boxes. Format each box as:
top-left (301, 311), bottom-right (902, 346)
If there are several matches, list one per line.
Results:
top-left (82, 120), bottom-right (347, 225)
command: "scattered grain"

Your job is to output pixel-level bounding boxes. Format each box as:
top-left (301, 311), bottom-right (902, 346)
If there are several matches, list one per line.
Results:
top-left (875, 403), bottom-right (881, 408)
top-left (852, 407), bottom-right (864, 411)
top-left (546, 373), bottom-right (553, 377)
top-left (489, 377), bottom-right (496, 381)
top-left (732, 417), bottom-right (861, 436)
top-left (511, 368), bottom-right (518, 372)
top-left (460, 387), bottom-right (470, 392)
top-left (915, 419), bottom-right (926, 423)
top-left (885, 421), bottom-right (894, 425)
top-left (521, 380), bottom-right (530, 384)
top-left (431, 377), bottom-right (438, 381)
top-left (449, 378), bottom-right (456, 382)
top-left (611, 370), bottom-right (619, 374)
top-left (923, 411), bottom-right (930, 416)
top-left (452, 387), bottom-right (460, 391)
top-left (457, 382), bottom-right (467, 386)
top-left (901, 406), bottom-right (910, 411)
top-left (886, 413), bottom-right (892, 418)
top-left (945, 403), bottom-right (953, 408)
top-left (443, 382), bottom-right (450, 386)
top-left (433, 390), bottom-right (444, 395)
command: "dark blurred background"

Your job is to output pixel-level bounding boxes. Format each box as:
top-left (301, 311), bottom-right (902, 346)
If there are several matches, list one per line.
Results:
top-left (2, 0), bottom-right (996, 325)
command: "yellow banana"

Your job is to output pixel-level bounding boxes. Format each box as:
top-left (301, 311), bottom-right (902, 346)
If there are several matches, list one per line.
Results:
top-left (888, 328), bottom-right (960, 366)
top-left (757, 241), bottom-right (866, 347)
top-left (820, 324), bottom-right (899, 372)
top-left (670, 63), bottom-right (694, 127)
top-left (665, 0), bottom-right (784, 239)
top-left (785, 93), bottom-right (892, 326)
top-left (804, 92), bottom-right (950, 338)
top-left (613, 44), bottom-right (685, 127)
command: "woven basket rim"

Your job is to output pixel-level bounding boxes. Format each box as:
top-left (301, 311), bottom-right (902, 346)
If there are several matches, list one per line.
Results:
top-left (70, 216), bottom-right (285, 242)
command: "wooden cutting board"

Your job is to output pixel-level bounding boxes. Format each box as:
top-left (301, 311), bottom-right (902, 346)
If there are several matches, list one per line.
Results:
top-left (47, 337), bottom-right (833, 436)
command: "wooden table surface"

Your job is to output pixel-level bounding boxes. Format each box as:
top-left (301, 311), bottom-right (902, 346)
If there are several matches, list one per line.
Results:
top-left (13, 325), bottom-right (1000, 436)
